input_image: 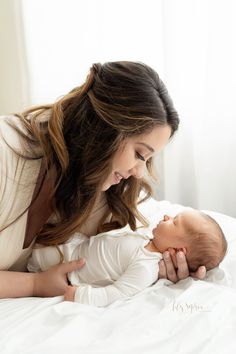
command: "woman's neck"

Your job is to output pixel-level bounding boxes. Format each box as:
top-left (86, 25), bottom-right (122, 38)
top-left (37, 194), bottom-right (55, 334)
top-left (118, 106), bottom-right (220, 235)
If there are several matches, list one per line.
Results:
top-left (92, 192), bottom-right (107, 214)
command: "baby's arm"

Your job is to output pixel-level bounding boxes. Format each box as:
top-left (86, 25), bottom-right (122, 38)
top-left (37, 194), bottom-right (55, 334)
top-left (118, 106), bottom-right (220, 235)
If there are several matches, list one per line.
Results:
top-left (64, 259), bottom-right (159, 306)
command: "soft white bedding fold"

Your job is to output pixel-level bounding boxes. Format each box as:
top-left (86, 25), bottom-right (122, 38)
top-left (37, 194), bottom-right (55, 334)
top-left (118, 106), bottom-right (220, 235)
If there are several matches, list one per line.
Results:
top-left (1, 199), bottom-right (236, 354)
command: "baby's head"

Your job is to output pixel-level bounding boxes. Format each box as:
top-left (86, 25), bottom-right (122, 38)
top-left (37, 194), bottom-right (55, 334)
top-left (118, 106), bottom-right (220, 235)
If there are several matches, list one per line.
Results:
top-left (152, 209), bottom-right (227, 272)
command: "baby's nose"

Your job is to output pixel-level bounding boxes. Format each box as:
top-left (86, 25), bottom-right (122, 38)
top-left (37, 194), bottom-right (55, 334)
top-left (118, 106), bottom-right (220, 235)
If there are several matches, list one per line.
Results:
top-left (163, 215), bottom-right (170, 221)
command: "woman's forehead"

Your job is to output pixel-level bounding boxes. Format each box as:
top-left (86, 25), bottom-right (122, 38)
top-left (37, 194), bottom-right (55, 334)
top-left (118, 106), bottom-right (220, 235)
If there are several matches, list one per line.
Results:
top-left (126, 125), bottom-right (171, 150)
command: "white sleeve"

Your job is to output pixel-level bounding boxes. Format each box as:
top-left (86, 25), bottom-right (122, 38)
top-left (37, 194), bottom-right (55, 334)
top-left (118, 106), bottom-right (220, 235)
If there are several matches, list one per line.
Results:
top-left (74, 259), bottom-right (159, 307)
top-left (27, 236), bottom-right (87, 272)
top-left (27, 245), bottom-right (62, 272)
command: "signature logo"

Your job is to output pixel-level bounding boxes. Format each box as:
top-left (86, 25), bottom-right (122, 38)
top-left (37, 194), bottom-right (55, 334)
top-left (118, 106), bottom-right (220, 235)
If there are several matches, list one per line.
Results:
top-left (171, 302), bottom-right (211, 313)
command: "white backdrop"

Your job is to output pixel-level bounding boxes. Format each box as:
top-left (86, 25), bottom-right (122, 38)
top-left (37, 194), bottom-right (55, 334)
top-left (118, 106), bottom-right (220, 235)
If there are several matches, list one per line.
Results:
top-left (0, 0), bottom-right (235, 217)
top-left (161, 0), bottom-right (236, 217)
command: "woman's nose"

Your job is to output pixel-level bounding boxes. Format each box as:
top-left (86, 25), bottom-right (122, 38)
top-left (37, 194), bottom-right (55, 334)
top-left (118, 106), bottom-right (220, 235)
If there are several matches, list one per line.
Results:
top-left (129, 165), bottom-right (145, 179)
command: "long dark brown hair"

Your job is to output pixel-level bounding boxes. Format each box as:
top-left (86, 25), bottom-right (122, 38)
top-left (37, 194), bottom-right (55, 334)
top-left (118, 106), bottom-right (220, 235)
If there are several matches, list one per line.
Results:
top-left (6, 61), bottom-right (179, 245)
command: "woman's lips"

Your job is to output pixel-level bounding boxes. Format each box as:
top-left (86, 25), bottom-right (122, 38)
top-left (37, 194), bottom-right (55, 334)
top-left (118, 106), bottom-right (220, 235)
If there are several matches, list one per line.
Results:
top-left (113, 172), bottom-right (130, 184)
top-left (113, 172), bottom-right (123, 184)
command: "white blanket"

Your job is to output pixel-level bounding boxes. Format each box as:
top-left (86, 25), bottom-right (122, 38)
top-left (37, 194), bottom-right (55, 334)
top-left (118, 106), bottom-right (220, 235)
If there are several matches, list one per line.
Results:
top-left (1, 199), bottom-right (236, 354)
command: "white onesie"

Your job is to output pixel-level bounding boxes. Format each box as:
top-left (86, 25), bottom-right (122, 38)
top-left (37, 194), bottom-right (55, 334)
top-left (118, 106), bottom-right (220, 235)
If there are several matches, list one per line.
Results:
top-left (28, 229), bottom-right (162, 307)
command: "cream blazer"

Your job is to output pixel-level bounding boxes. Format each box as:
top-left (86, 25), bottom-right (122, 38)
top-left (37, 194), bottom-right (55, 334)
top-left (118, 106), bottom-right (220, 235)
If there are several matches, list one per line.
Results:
top-left (0, 115), bottom-right (109, 271)
top-left (0, 115), bottom-right (41, 270)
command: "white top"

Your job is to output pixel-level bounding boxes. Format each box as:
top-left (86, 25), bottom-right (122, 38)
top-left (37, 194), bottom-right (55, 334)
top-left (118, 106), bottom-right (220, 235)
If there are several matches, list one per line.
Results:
top-left (27, 229), bottom-right (162, 307)
top-left (0, 115), bottom-right (42, 271)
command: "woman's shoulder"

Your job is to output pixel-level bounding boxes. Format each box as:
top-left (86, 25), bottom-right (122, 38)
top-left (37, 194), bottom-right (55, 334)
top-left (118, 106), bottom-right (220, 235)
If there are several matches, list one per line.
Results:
top-left (0, 115), bottom-right (28, 178)
top-left (0, 115), bottom-right (42, 214)
top-left (0, 114), bottom-right (42, 171)
top-left (0, 115), bottom-right (25, 151)
top-left (0, 114), bottom-right (20, 128)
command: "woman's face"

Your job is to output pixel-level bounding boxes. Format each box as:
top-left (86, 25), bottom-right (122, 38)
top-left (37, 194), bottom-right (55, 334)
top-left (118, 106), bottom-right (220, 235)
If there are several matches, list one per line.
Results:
top-left (101, 124), bottom-right (172, 191)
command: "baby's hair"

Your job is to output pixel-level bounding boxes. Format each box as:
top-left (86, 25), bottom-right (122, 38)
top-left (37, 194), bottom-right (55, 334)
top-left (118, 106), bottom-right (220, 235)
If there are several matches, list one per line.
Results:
top-left (185, 212), bottom-right (227, 272)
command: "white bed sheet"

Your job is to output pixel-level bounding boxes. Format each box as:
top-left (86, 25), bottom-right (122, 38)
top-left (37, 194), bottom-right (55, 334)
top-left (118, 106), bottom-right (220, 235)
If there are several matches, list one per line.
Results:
top-left (1, 199), bottom-right (236, 354)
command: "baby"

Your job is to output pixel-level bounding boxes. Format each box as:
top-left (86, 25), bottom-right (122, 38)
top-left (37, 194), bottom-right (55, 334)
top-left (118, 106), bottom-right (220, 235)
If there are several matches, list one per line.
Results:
top-left (28, 209), bottom-right (227, 307)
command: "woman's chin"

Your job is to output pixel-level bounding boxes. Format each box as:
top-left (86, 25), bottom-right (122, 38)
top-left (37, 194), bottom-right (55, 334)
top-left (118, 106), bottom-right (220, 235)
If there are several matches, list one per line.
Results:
top-left (101, 184), bottom-right (110, 191)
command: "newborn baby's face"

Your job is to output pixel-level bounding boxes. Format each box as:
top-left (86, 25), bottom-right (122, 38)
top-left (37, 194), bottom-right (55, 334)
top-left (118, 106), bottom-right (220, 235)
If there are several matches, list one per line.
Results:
top-left (151, 210), bottom-right (204, 253)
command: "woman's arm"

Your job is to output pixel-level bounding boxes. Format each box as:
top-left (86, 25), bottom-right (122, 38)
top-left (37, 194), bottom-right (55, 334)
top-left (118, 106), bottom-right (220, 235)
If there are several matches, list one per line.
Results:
top-left (158, 248), bottom-right (206, 283)
top-left (0, 259), bottom-right (85, 298)
top-left (0, 271), bottom-right (35, 298)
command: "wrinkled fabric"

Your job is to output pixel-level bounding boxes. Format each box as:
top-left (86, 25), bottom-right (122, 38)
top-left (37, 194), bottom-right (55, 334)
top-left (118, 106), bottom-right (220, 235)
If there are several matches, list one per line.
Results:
top-left (1, 199), bottom-right (236, 353)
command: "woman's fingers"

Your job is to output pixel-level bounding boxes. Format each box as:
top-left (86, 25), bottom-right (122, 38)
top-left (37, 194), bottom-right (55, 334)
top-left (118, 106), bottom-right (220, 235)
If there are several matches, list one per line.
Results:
top-left (190, 265), bottom-right (206, 280)
top-left (64, 285), bottom-right (76, 302)
top-left (33, 259), bottom-right (86, 297)
top-left (158, 250), bottom-right (190, 283)
top-left (176, 251), bottom-right (189, 280)
top-left (159, 251), bottom-right (205, 283)
top-left (59, 259), bottom-right (85, 277)
top-left (168, 248), bottom-right (178, 268)
top-left (162, 251), bottom-right (178, 283)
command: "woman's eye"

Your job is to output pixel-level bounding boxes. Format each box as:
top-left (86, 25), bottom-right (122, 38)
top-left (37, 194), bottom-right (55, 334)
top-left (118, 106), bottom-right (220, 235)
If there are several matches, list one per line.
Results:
top-left (135, 151), bottom-right (145, 161)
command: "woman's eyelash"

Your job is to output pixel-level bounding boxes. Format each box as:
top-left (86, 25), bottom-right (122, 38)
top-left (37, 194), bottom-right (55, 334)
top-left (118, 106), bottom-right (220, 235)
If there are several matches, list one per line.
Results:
top-left (135, 151), bottom-right (145, 161)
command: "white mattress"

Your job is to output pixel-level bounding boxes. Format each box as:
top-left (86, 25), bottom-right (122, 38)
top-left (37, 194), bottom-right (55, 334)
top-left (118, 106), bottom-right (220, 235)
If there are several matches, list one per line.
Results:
top-left (1, 199), bottom-right (236, 354)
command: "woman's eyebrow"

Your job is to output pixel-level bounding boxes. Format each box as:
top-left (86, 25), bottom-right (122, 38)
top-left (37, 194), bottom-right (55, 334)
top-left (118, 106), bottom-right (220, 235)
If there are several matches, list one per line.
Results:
top-left (136, 142), bottom-right (154, 153)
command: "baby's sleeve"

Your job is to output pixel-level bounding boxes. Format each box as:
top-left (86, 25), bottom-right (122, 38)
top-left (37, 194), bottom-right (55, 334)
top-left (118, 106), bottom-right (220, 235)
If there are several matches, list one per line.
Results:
top-left (27, 245), bottom-right (62, 272)
top-left (73, 258), bottom-right (159, 307)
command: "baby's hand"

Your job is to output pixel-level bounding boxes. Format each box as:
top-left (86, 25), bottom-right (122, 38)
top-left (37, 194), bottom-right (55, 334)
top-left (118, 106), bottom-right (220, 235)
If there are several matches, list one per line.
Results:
top-left (64, 285), bottom-right (77, 302)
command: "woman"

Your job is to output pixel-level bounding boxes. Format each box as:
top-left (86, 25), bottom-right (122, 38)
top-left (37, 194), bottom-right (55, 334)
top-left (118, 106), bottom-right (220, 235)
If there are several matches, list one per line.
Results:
top-left (0, 61), bottom-right (205, 298)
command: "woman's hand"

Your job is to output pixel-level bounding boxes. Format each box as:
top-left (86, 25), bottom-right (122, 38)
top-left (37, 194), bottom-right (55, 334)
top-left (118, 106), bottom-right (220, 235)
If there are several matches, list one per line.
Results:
top-left (64, 285), bottom-right (77, 302)
top-left (33, 259), bottom-right (85, 297)
top-left (158, 248), bottom-right (206, 283)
